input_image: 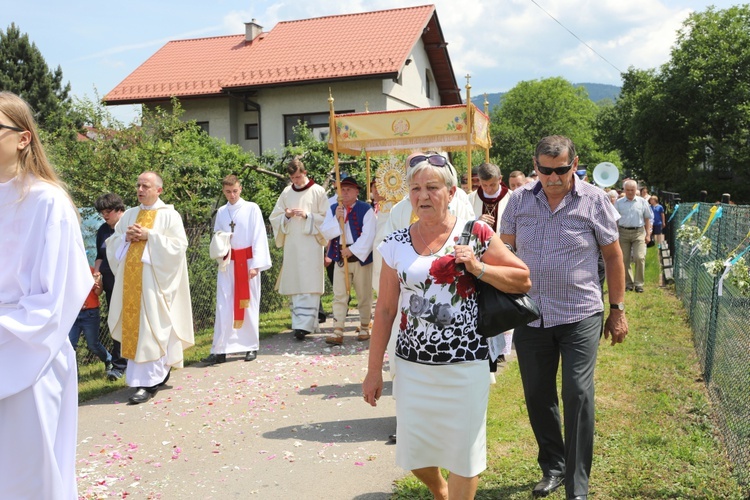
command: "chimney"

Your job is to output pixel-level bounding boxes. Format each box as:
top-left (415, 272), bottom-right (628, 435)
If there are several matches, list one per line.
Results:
top-left (245, 19), bottom-right (263, 42)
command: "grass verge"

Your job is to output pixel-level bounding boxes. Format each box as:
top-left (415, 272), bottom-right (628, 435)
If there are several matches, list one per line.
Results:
top-left (391, 246), bottom-right (747, 499)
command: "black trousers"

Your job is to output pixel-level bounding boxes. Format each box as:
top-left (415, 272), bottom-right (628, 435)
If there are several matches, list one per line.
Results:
top-left (514, 313), bottom-right (602, 499)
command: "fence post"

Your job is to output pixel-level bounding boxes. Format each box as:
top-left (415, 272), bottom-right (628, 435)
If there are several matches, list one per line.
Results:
top-left (704, 205), bottom-right (725, 384)
top-left (721, 193), bottom-right (731, 204)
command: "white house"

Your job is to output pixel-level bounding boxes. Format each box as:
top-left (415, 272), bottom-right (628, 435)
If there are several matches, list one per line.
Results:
top-left (104, 4), bottom-right (461, 155)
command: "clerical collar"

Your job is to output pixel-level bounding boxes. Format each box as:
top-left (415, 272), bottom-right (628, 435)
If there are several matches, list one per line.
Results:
top-left (478, 185), bottom-right (508, 204)
top-left (140, 199), bottom-right (165, 210)
top-left (292, 178), bottom-right (315, 192)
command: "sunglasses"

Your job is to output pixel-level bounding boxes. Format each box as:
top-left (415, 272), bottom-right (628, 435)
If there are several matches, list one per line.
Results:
top-left (409, 154), bottom-right (449, 168)
top-left (0, 123), bottom-right (25, 132)
top-left (535, 159), bottom-right (575, 176)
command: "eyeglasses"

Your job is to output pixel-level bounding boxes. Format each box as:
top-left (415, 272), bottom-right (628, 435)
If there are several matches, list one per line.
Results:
top-left (409, 154), bottom-right (449, 168)
top-left (535, 159), bottom-right (575, 176)
top-left (0, 123), bottom-right (25, 132)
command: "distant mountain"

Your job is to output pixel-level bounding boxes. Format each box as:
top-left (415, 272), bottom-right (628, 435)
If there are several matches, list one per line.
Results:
top-left (471, 82), bottom-right (621, 111)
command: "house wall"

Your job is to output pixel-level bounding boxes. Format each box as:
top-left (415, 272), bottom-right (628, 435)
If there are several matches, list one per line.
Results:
top-left (382, 38), bottom-right (441, 110)
top-left (147, 54), bottom-right (436, 155)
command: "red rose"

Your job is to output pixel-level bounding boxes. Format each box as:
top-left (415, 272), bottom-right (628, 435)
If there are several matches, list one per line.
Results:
top-left (472, 221), bottom-right (493, 243)
top-left (399, 311), bottom-right (407, 331)
top-left (429, 254), bottom-right (460, 284)
top-left (455, 272), bottom-right (477, 298)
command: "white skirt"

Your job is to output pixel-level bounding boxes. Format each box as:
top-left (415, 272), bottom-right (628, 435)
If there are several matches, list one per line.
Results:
top-left (394, 357), bottom-right (490, 477)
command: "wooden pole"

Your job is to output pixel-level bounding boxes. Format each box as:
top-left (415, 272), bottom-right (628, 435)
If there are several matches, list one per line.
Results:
top-left (328, 89), bottom-right (350, 292)
top-left (483, 93), bottom-right (491, 163)
top-left (465, 74), bottom-right (473, 191)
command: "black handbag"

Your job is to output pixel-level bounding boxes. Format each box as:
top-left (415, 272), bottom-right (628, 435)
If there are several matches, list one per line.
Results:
top-left (458, 221), bottom-right (540, 337)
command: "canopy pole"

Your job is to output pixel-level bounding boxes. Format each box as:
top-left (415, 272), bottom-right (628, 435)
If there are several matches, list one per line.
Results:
top-left (465, 74), bottom-right (473, 191)
top-left (483, 93), bottom-right (491, 163)
top-left (328, 89), bottom-right (350, 292)
top-left (366, 152), bottom-right (372, 204)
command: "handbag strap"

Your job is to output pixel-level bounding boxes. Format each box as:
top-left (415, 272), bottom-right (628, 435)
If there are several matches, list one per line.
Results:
top-left (458, 220), bottom-right (476, 246)
top-left (456, 220), bottom-right (476, 273)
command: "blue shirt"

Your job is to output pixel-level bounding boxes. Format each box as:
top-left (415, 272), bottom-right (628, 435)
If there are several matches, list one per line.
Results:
top-left (614, 195), bottom-right (652, 227)
top-left (501, 178), bottom-right (620, 328)
top-left (650, 203), bottom-right (665, 227)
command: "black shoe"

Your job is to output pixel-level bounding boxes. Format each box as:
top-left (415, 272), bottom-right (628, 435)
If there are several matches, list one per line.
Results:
top-left (532, 475), bottom-right (564, 497)
top-left (158, 368), bottom-right (171, 387)
top-left (201, 353), bottom-right (226, 365)
top-left (318, 311), bottom-right (327, 323)
top-left (498, 354), bottom-right (506, 363)
top-left (626, 286), bottom-right (634, 291)
top-left (244, 350), bottom-right (257, 362)
top-left (293, 329), bottom-right (309, 340)
top-left (635, 286), bottom-right (644, 293)
top-left (388, 434), bottom-right (397, 443)
top-left (128, 387), bottom-right (155, 404)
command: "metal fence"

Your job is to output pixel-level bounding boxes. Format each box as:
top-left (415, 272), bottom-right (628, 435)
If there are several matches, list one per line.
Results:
top-left (670, 202), bottom-right (750, 486)
top-left (73, 226), bottom-right (288, 367)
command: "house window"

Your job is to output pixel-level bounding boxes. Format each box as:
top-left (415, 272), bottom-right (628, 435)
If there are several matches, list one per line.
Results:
top-left (196, 121), bottom-right (209, 134)
top-left (245, 123), bottom-right (259, 140)
top-left (425, 69), bottom-right (434, 99)
top-left (284, 111), bottom-right (353, 144)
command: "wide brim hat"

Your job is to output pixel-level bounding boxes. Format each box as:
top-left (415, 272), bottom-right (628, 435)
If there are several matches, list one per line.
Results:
top-left (340, 177), bottom-right (361, 190)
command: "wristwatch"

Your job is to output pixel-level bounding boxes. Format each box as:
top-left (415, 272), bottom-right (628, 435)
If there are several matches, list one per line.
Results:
top-left (610, 302), bottom-right (625, 311)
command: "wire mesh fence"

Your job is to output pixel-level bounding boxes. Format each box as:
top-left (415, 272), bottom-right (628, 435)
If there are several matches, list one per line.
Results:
top-left (72, 225), bottom-right (287, 368)
top-left (670, 201), bottom-right (750, 486)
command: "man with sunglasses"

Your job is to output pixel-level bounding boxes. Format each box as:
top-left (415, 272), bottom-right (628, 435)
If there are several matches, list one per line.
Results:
top-left (500, 135), bottom-right (628, 500)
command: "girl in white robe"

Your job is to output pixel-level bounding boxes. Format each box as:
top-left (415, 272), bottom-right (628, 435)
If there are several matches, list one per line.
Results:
top-left (0, 91), bottom-right (92, 500)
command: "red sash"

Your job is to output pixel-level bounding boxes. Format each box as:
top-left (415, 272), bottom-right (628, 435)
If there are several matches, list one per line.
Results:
top-left (230, 246), bottom-right (253, 328)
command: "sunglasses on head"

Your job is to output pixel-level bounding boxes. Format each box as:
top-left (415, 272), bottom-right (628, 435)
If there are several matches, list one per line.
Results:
top-left (409, 154), bottom-right (449, 168)
top-left (535, 159), bottom-right (575, 176)
top-left (0, 123), bottom-right (25, 133)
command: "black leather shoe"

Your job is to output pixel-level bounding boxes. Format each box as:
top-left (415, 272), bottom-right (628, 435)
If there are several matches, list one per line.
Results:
top-left (128, 388), bottom-right (154, 404)
top-left (318, 311), bottom-right (327, 323)
top-left (532, 475), bottom-right (564, 497)
top-left (201, 353), bottom-right (226, 365)
top-left (388, 434), bottom-right (397, 443)
top-left (158, 368), bottom-right (171, 387)
top-left (293, 329), bottom-right (309, 340)
top-left (244, 350), bottom-right (257, 362)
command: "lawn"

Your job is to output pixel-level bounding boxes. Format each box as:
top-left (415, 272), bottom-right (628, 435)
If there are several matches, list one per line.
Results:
top-left (391, 246), bottom-right (747, 499)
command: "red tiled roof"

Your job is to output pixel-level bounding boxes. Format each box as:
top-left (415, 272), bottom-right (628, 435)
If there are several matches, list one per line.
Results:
top-left (105, 5), bottom-right (460, 105)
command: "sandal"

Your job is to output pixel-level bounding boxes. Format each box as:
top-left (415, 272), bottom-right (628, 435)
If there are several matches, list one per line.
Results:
top-left (325, 329), bottom-right (345, 346)
top-left (356, 325), bottom-right (371, 341)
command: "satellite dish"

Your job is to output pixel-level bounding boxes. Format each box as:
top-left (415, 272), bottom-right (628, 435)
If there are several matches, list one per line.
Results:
top-left (593, 162), bottom-right (619, 188)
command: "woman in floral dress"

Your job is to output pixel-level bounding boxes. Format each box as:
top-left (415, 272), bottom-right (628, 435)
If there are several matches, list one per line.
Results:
top-left (363, 154), bottom-right (530, 499)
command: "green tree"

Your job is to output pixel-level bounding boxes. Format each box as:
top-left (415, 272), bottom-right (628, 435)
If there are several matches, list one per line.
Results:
top-left (489, 77), bottom-right (610, 174)
top-left (0, 23), bottom-right (73, 131)
top-left (600, 6), bottom-right (750, 202)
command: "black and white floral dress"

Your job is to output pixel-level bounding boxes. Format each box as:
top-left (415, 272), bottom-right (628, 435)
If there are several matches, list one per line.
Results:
top-left (378, 218), bottom-right (493, 477)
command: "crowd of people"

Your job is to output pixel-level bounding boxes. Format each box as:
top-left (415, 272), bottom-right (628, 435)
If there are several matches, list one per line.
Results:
top-left (3, 86), bottom-right (672, 499)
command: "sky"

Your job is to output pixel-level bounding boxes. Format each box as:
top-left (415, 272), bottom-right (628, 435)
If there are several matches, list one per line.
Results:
top-left (3, 0), bottom-right (741, 123)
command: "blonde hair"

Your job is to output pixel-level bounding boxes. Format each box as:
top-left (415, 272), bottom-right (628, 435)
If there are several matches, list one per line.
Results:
top-left (0, 92), bottom-right (65, 187)
top-left (0, 91), bottom-right (76, 212)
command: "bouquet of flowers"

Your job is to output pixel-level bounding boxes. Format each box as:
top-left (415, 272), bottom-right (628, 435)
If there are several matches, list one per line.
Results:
top-left (728, 257), bottom-right (750, 295)
top-left (677, 225), bottom-right (701, 245)
top-left (702, 259), bottom-right (727, 277)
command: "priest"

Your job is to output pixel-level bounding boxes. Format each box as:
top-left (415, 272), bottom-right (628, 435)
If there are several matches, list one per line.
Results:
top-left (467, 162), bottom-right (510, 233)
top-left (204, 174), bottom-right (271, 365)
top-left (270, 158), bottom-right (328, 340)
top-left (106, 171), bottom-right (195, 404)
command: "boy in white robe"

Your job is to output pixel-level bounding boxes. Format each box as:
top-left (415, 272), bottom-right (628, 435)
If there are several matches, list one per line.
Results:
top-left (270, 158), bottom-right (328, 340)
top-left (204, 175), bottom-right (272, 364)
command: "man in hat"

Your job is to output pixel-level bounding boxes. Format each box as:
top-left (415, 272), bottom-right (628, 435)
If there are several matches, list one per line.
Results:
top-left (321, 176), bottom-right (377, 345)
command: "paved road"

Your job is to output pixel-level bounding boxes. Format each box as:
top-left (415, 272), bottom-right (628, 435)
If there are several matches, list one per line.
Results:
top-left (76, 319), bottom-right (403, 499)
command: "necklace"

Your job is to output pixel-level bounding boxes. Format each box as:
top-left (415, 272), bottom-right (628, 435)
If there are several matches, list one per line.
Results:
top-left (416, 221), bottom-right (440, 256)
